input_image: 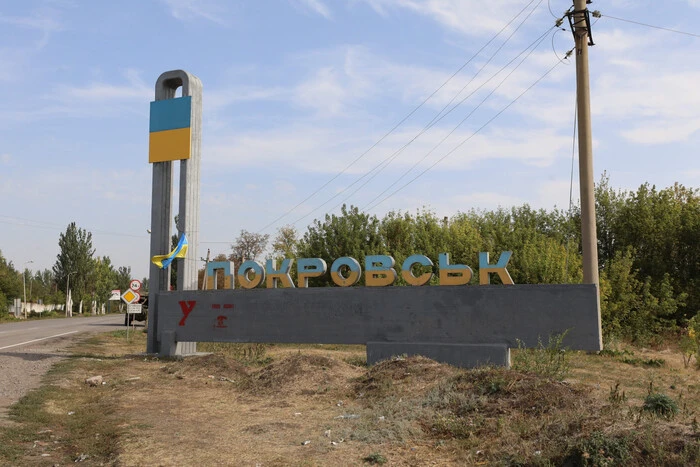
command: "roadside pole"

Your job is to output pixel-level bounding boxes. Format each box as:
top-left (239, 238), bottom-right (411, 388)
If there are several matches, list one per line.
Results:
top-left (572, 0), bottom-right (599, 288)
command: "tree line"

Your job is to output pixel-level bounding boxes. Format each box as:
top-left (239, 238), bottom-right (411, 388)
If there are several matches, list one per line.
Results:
top-left (3, 174), bottom-right (698, 344)
top-left (217, 174), bottom-right (698, 344)
top-left (0, 222), bottom-right (135, 314)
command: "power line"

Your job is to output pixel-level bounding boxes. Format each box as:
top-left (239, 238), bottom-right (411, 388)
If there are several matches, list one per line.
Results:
top-left (0, 215), bottom-right (146, 238)
top-left (360, 28), bottom-right (555, 214)
top-left (255, 0), bottom-right (543, 234)
top-left (365, 59), bottom-right (566, 212)
top-left (354, 28), bottom-right (555, 215)
top-left (315, 1), bottom-right (549, 219)
top-left (595, 11), bottom-right (700, 39)
top-left (290, 25), bottom-right (557, 227)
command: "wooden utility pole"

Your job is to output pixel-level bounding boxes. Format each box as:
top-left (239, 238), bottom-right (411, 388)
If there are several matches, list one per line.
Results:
top-left (201, 248), bottom-right (211, 290)
top-left (572, 0), bottom-right (599, 288)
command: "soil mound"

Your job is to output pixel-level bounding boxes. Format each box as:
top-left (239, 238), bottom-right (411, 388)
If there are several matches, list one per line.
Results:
top-left (251, 353), bottom-right (358, 395)
top-left (355, 356), bottom-right (456, 398)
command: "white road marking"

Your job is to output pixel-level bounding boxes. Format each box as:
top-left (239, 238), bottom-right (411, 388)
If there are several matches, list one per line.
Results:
top-left (0, 331), bottom-right (80, 350)
top-left (0, 327), bottom-right (39, 335)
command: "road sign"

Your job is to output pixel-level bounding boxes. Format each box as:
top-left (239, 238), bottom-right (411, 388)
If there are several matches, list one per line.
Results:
top-left (127, 304), bottom-right (142, 314)
top-left (109, 290), bottom-right (121, 301)
top-left (129, 280), bottom-right (142, 291)
top-left (121, 289), bottom-right (140, 304)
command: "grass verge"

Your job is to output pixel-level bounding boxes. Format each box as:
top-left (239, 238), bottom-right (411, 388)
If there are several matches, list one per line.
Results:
top-left (0, 330), bottom-right (698, 466)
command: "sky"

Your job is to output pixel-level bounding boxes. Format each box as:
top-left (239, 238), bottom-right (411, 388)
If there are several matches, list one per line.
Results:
top-left (1, 0), bottom-right (699, 280)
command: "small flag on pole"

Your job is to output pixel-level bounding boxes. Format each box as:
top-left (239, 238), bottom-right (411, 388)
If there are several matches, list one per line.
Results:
top-left (151, 233), bottom-right (188, 269)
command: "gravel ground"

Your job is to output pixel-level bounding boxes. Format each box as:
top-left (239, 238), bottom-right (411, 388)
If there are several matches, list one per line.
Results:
top-left (0, 335), bottom-right (79, 424)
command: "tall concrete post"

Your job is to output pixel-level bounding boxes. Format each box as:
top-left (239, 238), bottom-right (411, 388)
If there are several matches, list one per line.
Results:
top-left (573, 1), bottom-right (599, 287)
top-left (147, 70), bottom-right (202, 355)
top-left (573, 1), bottom-right (601, 347)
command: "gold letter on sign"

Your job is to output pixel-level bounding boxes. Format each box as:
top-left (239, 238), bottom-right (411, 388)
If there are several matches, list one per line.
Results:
top-left (365, 255), bottom-right (397, 287)
top-left (297, 258), bottom-right (327, 288)
top-left (237, 260), bottom-right (265, 289)
top-left (479, 252), bottom-right (514, 285)
top-left (266, 259), bottom-right (295, 288)
top-left (330, 257), bottom-right (362, 287)
top-left (438, 253), bottom-right (473, 286)
top-left (401, 254), bottom-right (433, 286)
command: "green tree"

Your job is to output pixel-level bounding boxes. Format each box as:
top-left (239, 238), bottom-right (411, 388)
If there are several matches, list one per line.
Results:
top-left (596, 172), bottom-right (626, 269)
top-left (298, 205), bottom-right (382, 287)
top-left (0, 250), bottom-right (22, 313)
top-left (93, 256), bottom-right (116, 303)
top-left (53, 222), bottom-right (96, 311)
top-left (229, 230), bottom-right (269, 265)
top-left (272, 225), bottom-right (298, 259)
top-left (115, 266), bottom-right (132, 293)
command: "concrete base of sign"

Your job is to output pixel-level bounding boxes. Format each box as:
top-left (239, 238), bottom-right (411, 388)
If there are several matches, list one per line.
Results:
top-left (367, 342), bottom-right (511, 368)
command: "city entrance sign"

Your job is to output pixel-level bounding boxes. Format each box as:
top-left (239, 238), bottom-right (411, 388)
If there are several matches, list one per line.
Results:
top-left (146, 70), bottom-right (602, 367)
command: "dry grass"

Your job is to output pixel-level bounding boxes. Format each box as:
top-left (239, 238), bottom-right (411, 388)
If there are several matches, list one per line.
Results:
top-left (0, 331), bottom-right (699, 466)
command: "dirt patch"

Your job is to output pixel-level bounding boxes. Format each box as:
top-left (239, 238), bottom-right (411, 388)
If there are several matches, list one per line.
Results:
top-left (355, 355), bottom-right (454, 398)
top-left (250, 353), bottom-right (358, 396)
top-left (1, 333), bottom-right (699, 466)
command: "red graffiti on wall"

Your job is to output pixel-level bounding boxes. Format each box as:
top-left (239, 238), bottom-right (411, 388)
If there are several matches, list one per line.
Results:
top-left (215, 315), bottom-right (228, 328)
top-left (178, 300), bottom-right (196, 326)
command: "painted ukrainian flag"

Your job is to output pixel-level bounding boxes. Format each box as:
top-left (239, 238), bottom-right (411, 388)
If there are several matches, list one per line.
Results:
top-left (149, 96), bottom-right (192, 163)
top-left (151, 233), bottom-right (189, 269)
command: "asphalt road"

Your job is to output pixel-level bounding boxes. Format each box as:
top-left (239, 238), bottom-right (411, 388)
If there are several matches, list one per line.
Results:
top-left (0, 314), bottom-right (132, 422)
top-left (0, 314), bottom-right (126, 351)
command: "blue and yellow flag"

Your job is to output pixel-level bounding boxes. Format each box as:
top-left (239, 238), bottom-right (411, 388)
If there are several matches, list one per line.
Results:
top-left (149, 96), bottom-right (192, 163)
top-left (151, 233), bottom-right (188, 269)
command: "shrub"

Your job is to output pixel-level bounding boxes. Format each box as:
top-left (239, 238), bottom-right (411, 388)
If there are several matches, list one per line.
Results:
top-left (567, 431), bottom-right (631, 466)
top-left (642, 393), bottom-right (679, 420)
top-left (512, 331), bottom-right (570, 380)
top-left (362, 452), bottom-right (387, 465)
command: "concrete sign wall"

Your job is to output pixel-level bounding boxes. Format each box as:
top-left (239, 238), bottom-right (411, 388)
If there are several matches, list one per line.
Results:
top-left (156, 284), bottom-right (601, 367)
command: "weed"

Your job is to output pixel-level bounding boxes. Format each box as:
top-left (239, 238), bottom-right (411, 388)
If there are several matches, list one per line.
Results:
top-left (679, 333), bottom-right (697, 368)
top-left (362, 452), bottom-right (387, 464)
top-left (344, 354), bottom-right (367, 367)
top-left (512, 331), bottom-right (571, 380)
top-left (198, 342), bottom-right (272, 366)
top-left (566, 431), bottom-right (631, 466)
top-left (621, 357), bottom-right (665, 367)
top-left (642, 393), bottom-right (679, 419)
top-left (599, 348), bottom-right (634, 358)
top-left (607, 383), bottom-right (627, 414)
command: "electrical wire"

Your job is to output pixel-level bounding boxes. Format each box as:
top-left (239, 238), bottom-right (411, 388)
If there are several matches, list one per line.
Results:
top-left (0, 215), bottom-right (146, 238)
top-left (564, 94), bottom-right (578, 282)
top-left (255, 0), bottom-right (543, 234)
top-left (597, 12), bottom-right (700, 39)
top-left (355, 28), bottom-right (555, 215)
top-left (364, 59), bottom-right (565, 213)
top-left (312, 1), bottom-right (549, 219)
top-left (290, 24), bottom-right (557, 227)
top-left (551, 28), bottom-right (572, 64)
top-left (568, 98), bottom-right (577, 217)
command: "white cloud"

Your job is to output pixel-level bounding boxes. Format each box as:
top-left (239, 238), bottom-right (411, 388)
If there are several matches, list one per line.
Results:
top-left (0, 12), bottom-right (63, 49)
top-left (49, 69), bottom-right (151, 105)
top-left (291, 0), bottom-right (333, 19)
top-left (359, 0), bottom-right (541, 36)
top-left (620, 118), bottom-right (700, 145)
top-left (0, 154), bottom-right (11, 165)
top-left (160, 0), bottom-right (228, 25)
